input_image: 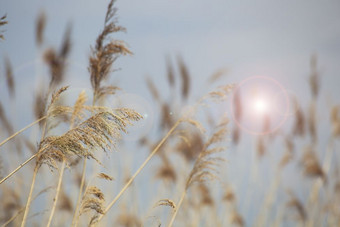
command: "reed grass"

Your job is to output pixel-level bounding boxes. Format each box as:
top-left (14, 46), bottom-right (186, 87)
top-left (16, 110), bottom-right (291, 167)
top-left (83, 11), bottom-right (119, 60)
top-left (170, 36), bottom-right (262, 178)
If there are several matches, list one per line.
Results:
top-left (0, 1), bottom-right (339, 227)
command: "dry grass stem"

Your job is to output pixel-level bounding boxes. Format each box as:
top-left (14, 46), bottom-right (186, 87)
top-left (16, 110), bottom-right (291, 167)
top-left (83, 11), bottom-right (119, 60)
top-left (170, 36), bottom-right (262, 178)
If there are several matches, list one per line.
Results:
top-left (92, 120), bottom-right (181, 225)
top-left (0, 116), bottom-right (47, 150)
top-left (46, 160), bottom-right (66, 227)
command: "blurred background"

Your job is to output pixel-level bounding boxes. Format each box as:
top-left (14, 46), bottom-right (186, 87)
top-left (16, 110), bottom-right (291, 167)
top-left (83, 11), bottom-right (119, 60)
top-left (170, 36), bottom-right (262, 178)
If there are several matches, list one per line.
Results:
top-left (1, 0), bottom-right (340, 226)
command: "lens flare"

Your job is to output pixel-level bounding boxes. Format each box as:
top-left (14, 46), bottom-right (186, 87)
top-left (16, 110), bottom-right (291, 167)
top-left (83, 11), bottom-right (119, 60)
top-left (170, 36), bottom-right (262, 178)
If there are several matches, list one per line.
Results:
top-left (253, 97), bottom-right (269, 115)
top-left (230, 76), bottom-right (290, 135)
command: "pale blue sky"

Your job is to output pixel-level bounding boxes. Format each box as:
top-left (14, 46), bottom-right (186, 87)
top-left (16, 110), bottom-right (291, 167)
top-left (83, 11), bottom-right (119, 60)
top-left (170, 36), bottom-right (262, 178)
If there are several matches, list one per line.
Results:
top-left (1, 0), bottom-right (340, 98)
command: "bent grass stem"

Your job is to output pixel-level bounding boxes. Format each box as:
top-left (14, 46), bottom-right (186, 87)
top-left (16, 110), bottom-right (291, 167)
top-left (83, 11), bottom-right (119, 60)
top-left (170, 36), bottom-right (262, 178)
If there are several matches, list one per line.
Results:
top-left (93, 120), bottom-right (181, 225)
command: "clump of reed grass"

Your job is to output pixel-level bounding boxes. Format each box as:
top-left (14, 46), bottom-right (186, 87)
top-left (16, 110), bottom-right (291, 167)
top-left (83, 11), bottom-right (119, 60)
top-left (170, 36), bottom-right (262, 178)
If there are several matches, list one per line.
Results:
top-left (37, 109), bottom-right (142, 169)
top-left (167, 118), bottom-right (228, 226)
top-left (3, 0), bottom-right (339, 226)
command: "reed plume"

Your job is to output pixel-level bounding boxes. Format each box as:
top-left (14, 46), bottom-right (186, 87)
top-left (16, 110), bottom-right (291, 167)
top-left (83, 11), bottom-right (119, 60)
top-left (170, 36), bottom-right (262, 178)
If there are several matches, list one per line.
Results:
top-left (43, 25), bottom-right (72, 88)
top-left (89, 0), bottom-right (132, 103)
top-left (115, 206), bottom-right (141, 227)
top-left (230, 209), bottom-right (244, 227)
top-left (168, 118), bottom-right (228, 226)
top-left (97, 172), bottom-right (114, 181)
top-left (177, 56), bottom-right (190, 100)
top-left (301, 146), bottom-right (325, 182)
top-left (232, 88), bottom-right (242, 144)
top-left (37, 109), bottom-right (142, 169)
top-left (331, 106), bottom-right (340, 138)
top-left (166, 56), bottom-right (175, 88)
top-left (185, 119), bottom-right (228, 189)
top-left (4, 57), bottom-right (15, 98)
top-left (0, 14), bottom-right (7, 40)
top-left (286, 191), bottom-right (307, 223)
top-left (35, 12), bottom-right (46, 46)
top-left (155, 154), bottom-right (177, 183)
top-left (309, 54), bottom-right (319, 99)
top-left (223, 185), bottom-right (235, 203)
top-left (154, 199), bottom-right (177, 211)
top-left (3, 0), bottom-right (338, 226)
top-left (79, 186), bottom-right (106, 225)
top-left (0, 102), bottom-right (14, 135)
top-left (292, 99), bottom-right (305, 137)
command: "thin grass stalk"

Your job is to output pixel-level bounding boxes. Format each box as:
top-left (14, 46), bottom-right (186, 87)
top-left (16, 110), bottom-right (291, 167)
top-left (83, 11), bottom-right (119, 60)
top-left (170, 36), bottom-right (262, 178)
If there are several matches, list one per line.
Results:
top-left (46, 159), bottom-right (66, 227)
top-left (21, 117), bottom-right (49, 226)
top-left (20, 164), bottom-right (39, 227)
top-left (47, 110), bottom-right (80, 226)
top-left (93, 120), bottom-right (181, 225)
top-left (167, 191), bottom-right (186, 227)
top-left (0, 154), bottom-right (37, 184)
top-left (3, 186), bottom-right (54, 226)
top-left (256, 170), bottom-right (281, 227)
top-left (72, 158), bottom-right (87, 227)
top-left (1, 206), bottom-right (25, 227)
top-left (0, 116), bottom-right (47, 148)
top-left (72, 97), bottom-right (95, 226)
top-left (0, 129), bottom-right (67, 185)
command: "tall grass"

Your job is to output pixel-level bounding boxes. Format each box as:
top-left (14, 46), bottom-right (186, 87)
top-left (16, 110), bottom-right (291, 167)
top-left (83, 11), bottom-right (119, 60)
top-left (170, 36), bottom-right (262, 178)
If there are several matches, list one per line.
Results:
top-left (1, 1), bottom-right (339, 227)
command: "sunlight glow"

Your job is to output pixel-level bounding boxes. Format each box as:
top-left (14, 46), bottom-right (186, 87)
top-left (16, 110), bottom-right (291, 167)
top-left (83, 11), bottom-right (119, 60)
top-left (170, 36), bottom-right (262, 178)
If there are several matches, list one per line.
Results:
top-left (231, 76), bottom-right (289, 135)
top-left (253, 98), bottom-right (269, 114)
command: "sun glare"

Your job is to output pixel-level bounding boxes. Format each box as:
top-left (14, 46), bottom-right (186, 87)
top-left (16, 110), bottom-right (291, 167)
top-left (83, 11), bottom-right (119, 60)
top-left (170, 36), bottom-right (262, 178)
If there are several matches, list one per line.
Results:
top-left (253, 97), bottom-right (269, 114)
top-left (231, 76), bottom-right (289, 135)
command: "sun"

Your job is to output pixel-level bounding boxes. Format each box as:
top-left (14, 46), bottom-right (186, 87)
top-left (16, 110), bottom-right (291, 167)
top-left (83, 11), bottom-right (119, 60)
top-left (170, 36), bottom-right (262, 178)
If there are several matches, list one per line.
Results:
top-left (253, 97), bottom-right (269, 115)
top-left (231, 76), bottom-right (290, 135)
